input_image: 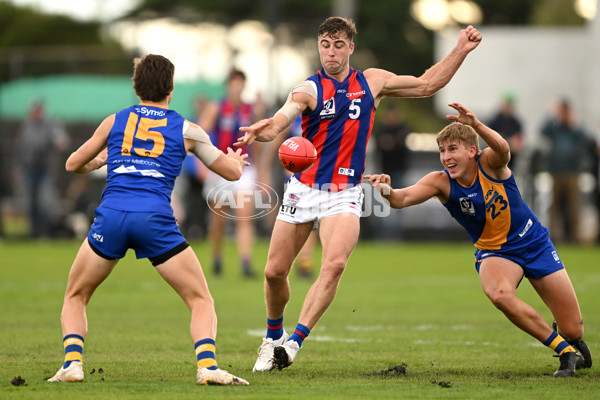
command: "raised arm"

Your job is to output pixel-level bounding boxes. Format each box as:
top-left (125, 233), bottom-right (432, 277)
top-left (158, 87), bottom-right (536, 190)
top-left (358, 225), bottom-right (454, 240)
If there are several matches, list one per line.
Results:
top-left (446, 102), bottom-right (511, 178)
top-left (65, 114), bottom-right (112, 174)
top-left (366, 25), bottom-right (482, 102)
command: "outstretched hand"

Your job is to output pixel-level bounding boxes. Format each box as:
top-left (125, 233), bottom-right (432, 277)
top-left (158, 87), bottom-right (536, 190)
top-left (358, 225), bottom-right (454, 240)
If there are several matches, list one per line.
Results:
top-left (445, 102), bottom-right (481, 127)
top-left (235, 118), bottom-right (274, 147)
top-left (226, 147), bottom-right (250, 166)
top-left (363, 174), bottom-right (393, 197)
top-left (458, 25), bottom-right (482, 53)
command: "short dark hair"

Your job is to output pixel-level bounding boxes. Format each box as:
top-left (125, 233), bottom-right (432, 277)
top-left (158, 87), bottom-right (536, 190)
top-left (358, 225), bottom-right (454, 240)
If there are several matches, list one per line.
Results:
top-left (318, 17), bottom-right (357, 42)
top-left (228, 68), bottom-right (246, 82)
top-left (132, 54), bottom-right (174, 102)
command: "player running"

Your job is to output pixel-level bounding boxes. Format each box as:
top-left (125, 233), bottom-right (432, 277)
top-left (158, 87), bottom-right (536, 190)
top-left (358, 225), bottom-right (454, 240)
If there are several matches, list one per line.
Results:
top-left (365, 102), bottom-right (592, 378)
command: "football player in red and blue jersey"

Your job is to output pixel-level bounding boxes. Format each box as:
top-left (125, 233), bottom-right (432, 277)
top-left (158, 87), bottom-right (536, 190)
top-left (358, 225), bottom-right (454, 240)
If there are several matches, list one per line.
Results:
top-left (200, 69), bottom-right (265, 277)
top-left (47, 55), bottom-right (250, 386)
top-left (366, 102), bottom-right (592, 378)
top-left (236, 17), bottom-right (483, 371)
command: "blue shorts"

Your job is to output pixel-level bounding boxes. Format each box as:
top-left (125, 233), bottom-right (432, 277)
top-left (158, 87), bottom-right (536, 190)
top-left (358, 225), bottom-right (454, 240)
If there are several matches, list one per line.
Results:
top-left (474, 230), bottom-right (564, 280)
top-left (87, 205), bottom-right (187, 265)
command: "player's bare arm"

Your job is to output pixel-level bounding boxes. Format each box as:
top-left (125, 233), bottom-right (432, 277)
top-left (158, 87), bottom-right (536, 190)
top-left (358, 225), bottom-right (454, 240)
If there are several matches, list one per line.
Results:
top-left (446, 102), bottom-right (511, 180)
top-left (65, 114), bottom-right (113, 174)
top-left (364, 171), bottom-right (449, 209)
top-left (366, 25), bottom-right (482, 101)
top-left (206, 148), bottom-right (249, 181)
top-left (236, 89), bottom-right (315, 146)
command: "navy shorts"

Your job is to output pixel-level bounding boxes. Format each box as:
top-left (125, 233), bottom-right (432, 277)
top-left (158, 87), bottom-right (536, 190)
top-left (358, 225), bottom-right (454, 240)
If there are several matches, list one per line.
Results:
top-left (474, 235), bottom-right (564, 280)
top-left (87, 205), bottom-right (188, 266)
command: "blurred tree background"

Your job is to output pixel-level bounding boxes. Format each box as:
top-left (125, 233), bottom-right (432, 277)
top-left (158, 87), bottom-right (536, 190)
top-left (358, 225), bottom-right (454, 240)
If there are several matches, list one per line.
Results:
top-left (0, 0), bottom-right (589, 130)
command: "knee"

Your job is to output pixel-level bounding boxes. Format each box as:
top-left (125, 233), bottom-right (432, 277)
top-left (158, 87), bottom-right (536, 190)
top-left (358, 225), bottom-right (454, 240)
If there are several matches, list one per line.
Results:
top-left (485, 287), bottom-right (516, 312)
top-left (319, 259), bottom-right (346, 284)
top-left (264, 264), bottom-right (288, 285)
top-left (188, 293), bottom-right (215, 310)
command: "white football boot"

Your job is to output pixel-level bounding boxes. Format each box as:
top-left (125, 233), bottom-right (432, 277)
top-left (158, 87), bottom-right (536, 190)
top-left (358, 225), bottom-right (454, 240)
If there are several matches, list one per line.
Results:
top-left (252, 331), bottom-right (289, 372)
top-left (273, 340), bottom-right (300, 370)
top-left (47, 361), bottom-right (84, 382)
top-left (197, 368), bottom-right (249, 385)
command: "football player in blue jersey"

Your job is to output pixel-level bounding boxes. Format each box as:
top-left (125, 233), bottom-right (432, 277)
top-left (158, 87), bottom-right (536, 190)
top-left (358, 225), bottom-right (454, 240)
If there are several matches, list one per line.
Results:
top-left (47, 54), bottom-right (250, 386)
top-left (365, 102), bottom-right (592, 378)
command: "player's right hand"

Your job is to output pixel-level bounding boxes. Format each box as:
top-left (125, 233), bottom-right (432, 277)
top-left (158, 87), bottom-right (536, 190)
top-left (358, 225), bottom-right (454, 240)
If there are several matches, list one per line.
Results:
top-left (363, 174), bottom-right (393, 198)
top-left (236, 118), bottom-right (273, 146)
top-left (363, 173), bottom-right (391, 186)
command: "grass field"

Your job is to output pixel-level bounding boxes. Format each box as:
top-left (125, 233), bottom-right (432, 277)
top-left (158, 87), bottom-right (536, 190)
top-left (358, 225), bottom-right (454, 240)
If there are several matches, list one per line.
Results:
top-left (1, 239), bottom-right (599, 399)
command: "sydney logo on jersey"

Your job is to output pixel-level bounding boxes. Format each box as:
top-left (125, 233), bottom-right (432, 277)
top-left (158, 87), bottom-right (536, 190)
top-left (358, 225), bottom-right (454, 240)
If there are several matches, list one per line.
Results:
top-left (320, 98), bottom-right (335, 120)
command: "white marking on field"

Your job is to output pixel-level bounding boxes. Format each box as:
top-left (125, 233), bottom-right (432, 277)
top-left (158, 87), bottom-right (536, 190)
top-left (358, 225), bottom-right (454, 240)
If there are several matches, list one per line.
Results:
top-left (246, 329), bottom-right (362, 343)
top-left (413, 324), bottom-right (473, 331)
top-left (345, 325), bottom-right (395, 332)
top-left (413, 339), bottom-right (499, 346)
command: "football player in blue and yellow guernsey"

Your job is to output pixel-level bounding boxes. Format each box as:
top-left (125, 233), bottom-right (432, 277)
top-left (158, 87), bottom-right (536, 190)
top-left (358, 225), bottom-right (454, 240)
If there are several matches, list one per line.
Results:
top-left (365, 102), bottom-right (592, 378)
top-left (47, 54), bottom-right (250, 386)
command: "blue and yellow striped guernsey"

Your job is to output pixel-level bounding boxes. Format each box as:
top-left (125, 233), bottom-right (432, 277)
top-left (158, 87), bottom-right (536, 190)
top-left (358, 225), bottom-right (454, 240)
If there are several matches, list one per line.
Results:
top-left (442, 162), bottom-right (545, 251)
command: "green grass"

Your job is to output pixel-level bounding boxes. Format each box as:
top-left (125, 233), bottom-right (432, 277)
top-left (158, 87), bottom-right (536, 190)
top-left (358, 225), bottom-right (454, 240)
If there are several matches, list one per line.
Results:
top-left (1, 239), bottom-right (599, 399)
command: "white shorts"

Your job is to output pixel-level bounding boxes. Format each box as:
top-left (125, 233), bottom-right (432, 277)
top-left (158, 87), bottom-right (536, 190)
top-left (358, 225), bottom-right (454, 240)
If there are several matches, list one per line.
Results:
top-left (203, 166), bottom-right (257, 203)
top-left (277, 176), bottom-right (363, 227)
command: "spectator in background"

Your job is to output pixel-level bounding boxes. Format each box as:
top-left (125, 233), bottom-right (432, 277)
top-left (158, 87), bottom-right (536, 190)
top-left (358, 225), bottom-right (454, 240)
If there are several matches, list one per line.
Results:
top-left (371, 104), bottom-right (411, 240)
top-left (200, 69), bottom-right (265, 277)
top-left (373, 104), bottom-right (411, 188)
top-left (488, 91), bottom-right (524, 171)
top-left (541, 98), bottom-right (591, 243)
top-left (16, 99), bottom-right (69, 238)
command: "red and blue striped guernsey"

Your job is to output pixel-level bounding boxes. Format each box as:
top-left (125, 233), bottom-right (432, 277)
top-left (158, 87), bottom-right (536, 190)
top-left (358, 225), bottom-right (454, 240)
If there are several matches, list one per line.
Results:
top-left (211, 99), bottom-right (254, 156)
top-left (296, 67), bottom-right (376, 191)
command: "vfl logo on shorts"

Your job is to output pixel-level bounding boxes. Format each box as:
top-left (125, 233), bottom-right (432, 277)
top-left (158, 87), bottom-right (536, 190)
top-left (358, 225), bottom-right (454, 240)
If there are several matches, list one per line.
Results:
top-left (459, 197), bottom-right (475, 216)
top-left (320, 98), bottom-right (335, 120)
top-left (338, 167), bottom-right (355, 177)
top-left (92, 232), bottom-right (104, 243)
top-left (287, 193), bottom-right (301, 206)
top-left (552, 251), bottom-right (560, 262)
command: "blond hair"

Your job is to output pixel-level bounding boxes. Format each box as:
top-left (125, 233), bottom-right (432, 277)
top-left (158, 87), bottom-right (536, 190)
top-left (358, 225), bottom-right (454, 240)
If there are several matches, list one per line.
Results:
top-left (436, 122), bottom-right (480, 153)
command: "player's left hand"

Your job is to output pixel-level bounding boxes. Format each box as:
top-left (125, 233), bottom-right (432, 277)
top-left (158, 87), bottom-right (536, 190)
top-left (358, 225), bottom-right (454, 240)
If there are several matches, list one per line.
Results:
top-left (446, 102), bottom-right (481, 128)
top-left (226, 147), bottom-right (251, 166)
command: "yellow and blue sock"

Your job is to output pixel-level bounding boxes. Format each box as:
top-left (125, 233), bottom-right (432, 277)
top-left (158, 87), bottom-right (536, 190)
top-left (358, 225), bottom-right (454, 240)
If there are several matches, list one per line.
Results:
top-left (543, 331), bottom-right (576, 355)
top-left (266, 317), bottom-right (284, 340)
top-left (195, 338), bottom-right (218, 370)
top-left (288, 323), bottom-right (310, 348)
top-left (63, 334), bottom-right (84, 368)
